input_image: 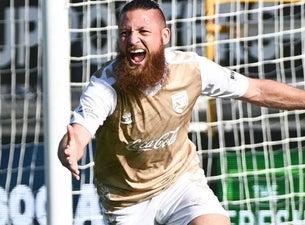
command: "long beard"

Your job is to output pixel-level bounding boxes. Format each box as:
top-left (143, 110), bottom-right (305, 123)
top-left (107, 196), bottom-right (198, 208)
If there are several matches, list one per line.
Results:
top-left (114, 45), bottom-right (166, 95)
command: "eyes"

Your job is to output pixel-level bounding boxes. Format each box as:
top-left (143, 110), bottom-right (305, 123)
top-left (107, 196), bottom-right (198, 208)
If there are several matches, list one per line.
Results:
top-left (119, 29), bottom-right (151, 39)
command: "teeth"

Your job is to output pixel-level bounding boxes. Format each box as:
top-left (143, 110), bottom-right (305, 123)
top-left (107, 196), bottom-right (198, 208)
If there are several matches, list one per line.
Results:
top-left (130, 49), bottom-right (145, 54)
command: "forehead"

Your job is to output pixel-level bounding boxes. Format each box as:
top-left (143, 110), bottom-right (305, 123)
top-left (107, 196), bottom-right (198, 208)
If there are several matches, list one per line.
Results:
top-left (119, 9), bottom-right (163, 28)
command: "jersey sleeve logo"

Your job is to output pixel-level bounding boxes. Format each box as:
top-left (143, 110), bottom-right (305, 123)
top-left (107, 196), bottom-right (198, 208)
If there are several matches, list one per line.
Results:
top-left (171, 91), bottom-right (189, 114)
top-left (230, 71), bottom-right (236, 80)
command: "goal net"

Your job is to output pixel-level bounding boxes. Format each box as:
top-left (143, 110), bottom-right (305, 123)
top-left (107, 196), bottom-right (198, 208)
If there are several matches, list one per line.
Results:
top-left (1, 0), bottom-right (305, 224)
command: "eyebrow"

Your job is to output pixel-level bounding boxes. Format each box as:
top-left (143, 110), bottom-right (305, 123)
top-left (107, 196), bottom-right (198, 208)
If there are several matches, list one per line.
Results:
top-left (119, 25), bottom-right (151, 31)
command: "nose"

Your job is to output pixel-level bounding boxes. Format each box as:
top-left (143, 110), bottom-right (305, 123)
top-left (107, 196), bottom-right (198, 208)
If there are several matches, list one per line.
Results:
top-left (128, 31), bottom-right (140, 45)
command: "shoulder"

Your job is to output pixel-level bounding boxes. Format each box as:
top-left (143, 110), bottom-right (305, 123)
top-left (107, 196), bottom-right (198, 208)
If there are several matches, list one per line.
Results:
top-left (92, 60), bottom-right (117, 87)
top-left (81, 60), bottom-right (118, 102)
top-left (165, 49), bottom-right (204, 64)
top-left (163, 49), bottom-right (203, 93)
top-left (165, 48), bottom-right (217, 67)
top-left (164, 49), bottom-right (204, 81)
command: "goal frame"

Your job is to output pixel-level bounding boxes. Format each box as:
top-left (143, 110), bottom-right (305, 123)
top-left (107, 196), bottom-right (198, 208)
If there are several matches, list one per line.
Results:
top-left (42, 0), bottom-right (73, 224)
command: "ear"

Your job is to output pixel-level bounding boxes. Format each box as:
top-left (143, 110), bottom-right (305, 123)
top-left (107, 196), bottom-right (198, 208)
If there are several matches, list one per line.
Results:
top-left (161, 27), bottom-right (171, 46)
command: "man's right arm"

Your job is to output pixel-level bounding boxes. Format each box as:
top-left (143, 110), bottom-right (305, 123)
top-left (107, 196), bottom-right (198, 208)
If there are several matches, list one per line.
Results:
top-left (58, 123), bottom-right (92, 180)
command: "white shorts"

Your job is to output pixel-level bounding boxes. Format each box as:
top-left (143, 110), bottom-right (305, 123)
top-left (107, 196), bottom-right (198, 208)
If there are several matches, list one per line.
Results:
top-left (101, 168), bottom-right (229, 225)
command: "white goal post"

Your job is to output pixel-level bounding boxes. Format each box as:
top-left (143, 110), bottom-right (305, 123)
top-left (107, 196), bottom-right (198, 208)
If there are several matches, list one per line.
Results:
top-left (1, 0), bottom-right (305, 225)
top-left (42, 0), bottom-right (73, 225)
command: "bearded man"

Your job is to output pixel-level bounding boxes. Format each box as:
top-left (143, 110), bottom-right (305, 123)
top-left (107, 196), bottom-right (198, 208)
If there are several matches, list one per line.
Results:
top-left (58, 0), bottom-right (305, 225)
top-left (114, 0), bottom-right (168, 93)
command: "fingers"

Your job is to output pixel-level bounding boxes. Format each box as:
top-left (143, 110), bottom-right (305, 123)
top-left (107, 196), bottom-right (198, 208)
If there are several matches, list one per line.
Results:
top-left (67, 157), bottom-right (80, 180)
top-left (61, 156), bottom-right (80, 180)
top-left (58, 124), bottom-right (81, 180)
top-left (63, 145), bottom-right (80, 180)
top-left (72, 172), bottom-right (80, 181)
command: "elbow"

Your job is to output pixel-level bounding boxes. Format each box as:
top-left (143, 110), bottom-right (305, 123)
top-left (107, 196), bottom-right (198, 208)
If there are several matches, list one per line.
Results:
top-left (237, 78), bottom-right (270, 107)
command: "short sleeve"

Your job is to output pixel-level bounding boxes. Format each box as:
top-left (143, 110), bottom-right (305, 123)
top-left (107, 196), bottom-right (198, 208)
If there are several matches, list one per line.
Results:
top-left (71, 75), bottom-right (117, 137)
top-left (198, 56), bottom-right (249, 98)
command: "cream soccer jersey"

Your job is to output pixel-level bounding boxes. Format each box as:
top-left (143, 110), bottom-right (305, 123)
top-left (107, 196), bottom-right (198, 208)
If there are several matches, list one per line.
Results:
top-left (71, 49), bottom-right (249, 211)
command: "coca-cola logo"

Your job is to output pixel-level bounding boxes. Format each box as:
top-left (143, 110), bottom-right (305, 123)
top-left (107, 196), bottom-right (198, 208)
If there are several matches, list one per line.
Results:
top-left (126, 127), bottom-right (179, 151)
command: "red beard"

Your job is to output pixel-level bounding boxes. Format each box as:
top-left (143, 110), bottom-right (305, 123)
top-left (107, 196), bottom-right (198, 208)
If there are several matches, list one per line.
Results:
top-left (114, 45), bottom-right (166, 96)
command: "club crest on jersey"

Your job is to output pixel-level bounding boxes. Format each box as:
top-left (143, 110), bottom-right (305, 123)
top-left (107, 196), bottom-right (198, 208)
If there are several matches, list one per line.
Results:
top-left (171, 91), bottom-right (188, 114)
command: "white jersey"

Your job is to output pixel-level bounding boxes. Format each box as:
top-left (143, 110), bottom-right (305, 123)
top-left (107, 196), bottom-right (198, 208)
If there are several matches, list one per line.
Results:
top-left (71, 49), bottom-right (249, 211)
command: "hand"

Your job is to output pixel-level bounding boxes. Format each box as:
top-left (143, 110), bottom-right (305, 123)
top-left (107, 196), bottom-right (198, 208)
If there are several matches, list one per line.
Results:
top-left (58, 124), bottom-right (81, 180)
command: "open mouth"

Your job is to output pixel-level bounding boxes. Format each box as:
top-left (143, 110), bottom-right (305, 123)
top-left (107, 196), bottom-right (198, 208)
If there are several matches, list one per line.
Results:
top-left (129, 49), bottom-right (146, 65)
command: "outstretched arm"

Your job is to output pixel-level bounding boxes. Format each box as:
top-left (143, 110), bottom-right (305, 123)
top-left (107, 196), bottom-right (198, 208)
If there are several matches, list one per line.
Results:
top-left (58, 123), bottom-right (92, 180)
top-left (238, 77), bottom-right (305, 110)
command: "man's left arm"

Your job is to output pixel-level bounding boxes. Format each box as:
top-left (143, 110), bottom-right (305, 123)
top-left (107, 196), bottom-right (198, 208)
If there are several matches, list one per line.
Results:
top-left (238, 77), bottom-right (305, 110)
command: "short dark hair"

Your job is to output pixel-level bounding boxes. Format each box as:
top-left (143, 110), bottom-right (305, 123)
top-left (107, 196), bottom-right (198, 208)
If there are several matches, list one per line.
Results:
top-left (119, 0), bottom-right (166, 26)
